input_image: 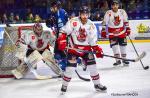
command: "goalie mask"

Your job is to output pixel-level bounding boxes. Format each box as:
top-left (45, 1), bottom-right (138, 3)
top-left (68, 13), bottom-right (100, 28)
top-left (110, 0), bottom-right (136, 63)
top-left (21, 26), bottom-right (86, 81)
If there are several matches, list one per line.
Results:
top-left (33, 23), bottom-right (43, 37)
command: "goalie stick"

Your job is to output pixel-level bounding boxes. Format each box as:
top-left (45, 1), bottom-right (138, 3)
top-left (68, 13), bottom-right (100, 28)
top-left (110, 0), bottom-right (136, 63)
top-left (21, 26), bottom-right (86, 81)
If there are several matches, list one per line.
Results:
top-left (66, 47), bottom-right (146, 62)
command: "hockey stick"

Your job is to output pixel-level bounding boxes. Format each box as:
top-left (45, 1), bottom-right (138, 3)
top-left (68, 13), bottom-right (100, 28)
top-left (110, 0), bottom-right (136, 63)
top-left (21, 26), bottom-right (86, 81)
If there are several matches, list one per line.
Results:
top-left (128, 36), bottom-right (149, 70)
top-left (4, 28), bottom-right (55, 80)
top-left (66, 47), bottom-right (146, 62)
top-left (75, 70), bottom-right (90, 81)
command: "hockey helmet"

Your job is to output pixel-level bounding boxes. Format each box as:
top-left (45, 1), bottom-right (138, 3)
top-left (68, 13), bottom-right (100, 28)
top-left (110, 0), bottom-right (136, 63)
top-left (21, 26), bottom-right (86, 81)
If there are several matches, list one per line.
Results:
top-left (33, 23), bottom-right (43, 34)
top-left (111, 0), bottom-right (119, 5)
top-left (51, 1), bottom-right (61, 8)
top-left (79, 6), bottom-right (90, 14)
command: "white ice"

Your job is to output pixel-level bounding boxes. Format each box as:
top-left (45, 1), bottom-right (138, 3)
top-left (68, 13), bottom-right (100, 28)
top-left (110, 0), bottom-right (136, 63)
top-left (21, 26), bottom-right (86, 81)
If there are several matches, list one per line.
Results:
top-left (0, 42), bottom-right (150, 98)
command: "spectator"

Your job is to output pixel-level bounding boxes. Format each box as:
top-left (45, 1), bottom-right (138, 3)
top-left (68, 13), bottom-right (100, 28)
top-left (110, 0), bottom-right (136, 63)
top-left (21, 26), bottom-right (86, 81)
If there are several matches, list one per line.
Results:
top-left (26, 13), bottom-right (34, 23)
top-left (34, 14), bottom-right (42, 22)
top-left (14, 14), bottom-right (22, 23)
top-left (8, 12), bottom-right (15, 23)
top-left (99, 0), bottom-right (109, 17)
top-left (1, 13), bottom-right (8, 24)
top-left (94, 12), bottom-right (102, 21)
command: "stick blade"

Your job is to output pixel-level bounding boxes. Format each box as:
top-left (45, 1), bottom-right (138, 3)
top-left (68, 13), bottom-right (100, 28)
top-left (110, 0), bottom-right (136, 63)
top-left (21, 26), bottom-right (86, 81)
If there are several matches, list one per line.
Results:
top-left (134, 52), bottom-right (146, 62)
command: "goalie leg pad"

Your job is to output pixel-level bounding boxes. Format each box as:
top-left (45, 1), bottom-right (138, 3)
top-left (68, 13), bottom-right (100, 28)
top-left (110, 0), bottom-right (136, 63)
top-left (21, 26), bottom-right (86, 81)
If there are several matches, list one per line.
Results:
top-left (42, 49), bottom-right (62, 75)
top-left (27, 50), bottom-right (43, 68)
top-left (12, 63), bottom-right (29, 79)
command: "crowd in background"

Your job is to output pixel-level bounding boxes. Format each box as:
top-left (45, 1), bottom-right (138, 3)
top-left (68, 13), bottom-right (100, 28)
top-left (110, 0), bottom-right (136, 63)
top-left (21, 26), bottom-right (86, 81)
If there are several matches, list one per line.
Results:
top-left (0, 0), bottom-right (149, 24)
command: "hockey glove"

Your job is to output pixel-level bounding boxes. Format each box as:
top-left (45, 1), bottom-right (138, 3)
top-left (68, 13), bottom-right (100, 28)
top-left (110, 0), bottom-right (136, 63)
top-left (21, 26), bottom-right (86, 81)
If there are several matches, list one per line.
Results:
top-left (124, 22), bottom-right (131, 36)
top-left (125, 27), bottom-right (131, 36)
top-left (57, 33), bottom-right (67, 51)
top-left (101, 28), bottom-right (107, 38)
top-left (92, 46), bottom-right (103, 58)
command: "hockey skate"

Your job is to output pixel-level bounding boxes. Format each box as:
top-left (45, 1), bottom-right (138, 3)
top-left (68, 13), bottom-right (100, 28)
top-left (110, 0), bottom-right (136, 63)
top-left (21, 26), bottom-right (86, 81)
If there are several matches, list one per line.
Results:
top-left (122, 60), bottom-right (129, 66)
top-left (113, 60), bottom-right (121, 66)
top-left (94, 84), bottom-right (107, 92)
top-left (60, 85), bottom-right (67, 95)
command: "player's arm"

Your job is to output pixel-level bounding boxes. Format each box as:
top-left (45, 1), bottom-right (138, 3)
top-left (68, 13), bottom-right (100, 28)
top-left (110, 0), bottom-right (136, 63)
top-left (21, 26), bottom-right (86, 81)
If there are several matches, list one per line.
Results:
top-left (89, 23), bottom-right (103, 58)
top-left (122, 9), bottom-right (131, 36)
top-left (101, 11), bottom-right (110, 38)
top-left (57, 20), bottom-right (73, 51)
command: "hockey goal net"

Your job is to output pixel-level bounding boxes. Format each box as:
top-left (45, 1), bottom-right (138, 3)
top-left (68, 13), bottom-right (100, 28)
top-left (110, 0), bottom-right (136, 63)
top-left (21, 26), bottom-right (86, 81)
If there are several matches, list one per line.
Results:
top-left (0, 26), bottom-right (33, 78)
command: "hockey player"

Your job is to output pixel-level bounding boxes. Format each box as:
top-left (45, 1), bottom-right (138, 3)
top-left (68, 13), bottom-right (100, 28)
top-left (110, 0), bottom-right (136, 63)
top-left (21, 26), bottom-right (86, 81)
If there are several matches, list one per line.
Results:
top-left (46, 1), bottom-right (69, 71)
top-left (101, 0), bottom-right (131, 66)
top-left (57, 6), bottom-right (107, 94)
top-left (12, 23), bottom-right (61, 79)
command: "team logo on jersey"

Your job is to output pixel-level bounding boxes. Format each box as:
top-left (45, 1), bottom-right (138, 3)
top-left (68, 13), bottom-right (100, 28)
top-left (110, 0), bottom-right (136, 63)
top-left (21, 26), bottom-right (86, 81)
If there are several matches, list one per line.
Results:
top-left (113, 15), bottom-right (121, 26)
top-left (73, 22), bottom-right (77, 27)
top-left (77, 27), bottom-right (87, 42)
top-left (31, 35), bottom-right (35, 40)
top-left (37, 39), bottom-right (44, 48)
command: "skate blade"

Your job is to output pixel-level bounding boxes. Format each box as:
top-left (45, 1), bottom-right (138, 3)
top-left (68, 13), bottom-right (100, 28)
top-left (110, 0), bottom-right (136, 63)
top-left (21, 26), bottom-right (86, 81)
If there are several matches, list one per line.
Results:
top-left (96, 89), bottom-right (107, 93)
top-left (60, 91), bottom-right (66, 95)
top-left (123, 63), bottom-right (129, 67)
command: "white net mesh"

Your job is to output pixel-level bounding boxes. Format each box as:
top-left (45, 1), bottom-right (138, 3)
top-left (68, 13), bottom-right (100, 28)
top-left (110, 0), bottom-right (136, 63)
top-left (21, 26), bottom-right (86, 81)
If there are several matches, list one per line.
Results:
top-left (0, 27), bottom-right (18, 77)
top-left (0, 26), bottom-right (33, 78)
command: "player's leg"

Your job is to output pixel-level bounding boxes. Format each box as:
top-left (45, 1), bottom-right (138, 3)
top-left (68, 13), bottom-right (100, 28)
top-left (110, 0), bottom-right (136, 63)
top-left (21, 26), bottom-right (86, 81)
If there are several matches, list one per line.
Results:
top-left (54, 53), bottom-right (67, 72)
top-left (82, 53), bottom-right (107, 92)
top-left (60, 54), bottom-right (77, 94)
top-left (118, 37), bottom-right (129, 66)
top-left (109, 37), bottom-right (121, 66)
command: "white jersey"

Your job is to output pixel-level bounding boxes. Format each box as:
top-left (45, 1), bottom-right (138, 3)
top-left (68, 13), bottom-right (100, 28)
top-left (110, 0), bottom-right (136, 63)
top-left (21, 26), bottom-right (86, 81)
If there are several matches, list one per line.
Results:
top-left (60, 17), bottom-right (98, 47)
top-left (21, 30), bottom-right (55, 51)
top-left (103, 9), bottom-right (128, 38)
top-left (103, 9), bottom-right (128, 28)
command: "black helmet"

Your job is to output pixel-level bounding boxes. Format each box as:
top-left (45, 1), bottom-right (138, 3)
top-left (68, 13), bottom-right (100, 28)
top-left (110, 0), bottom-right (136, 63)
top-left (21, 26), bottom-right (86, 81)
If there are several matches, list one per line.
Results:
top-left (79, 6), bottom-right (90, 14)
top-left (111, 0), bottom-right (119, 5)
top-left (51, 1), bottom-right (61, 8)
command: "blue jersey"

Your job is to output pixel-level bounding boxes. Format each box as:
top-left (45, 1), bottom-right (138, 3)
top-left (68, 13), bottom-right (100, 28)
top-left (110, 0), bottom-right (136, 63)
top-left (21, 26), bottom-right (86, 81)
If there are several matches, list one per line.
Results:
top-left (47, 8), bottom-right (68, 32)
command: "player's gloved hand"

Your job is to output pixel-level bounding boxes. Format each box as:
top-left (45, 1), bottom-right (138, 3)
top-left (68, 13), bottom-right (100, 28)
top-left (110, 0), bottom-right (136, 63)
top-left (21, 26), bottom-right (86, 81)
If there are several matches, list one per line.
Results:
top-left (101, 28), bottom-right (107, 38)
top-left (101, 31), bottom-right (107, 38)
top-left (91, 46), bottom-right (103, 58)
top-left (124, 22), bottom-right (131, 36)
top-left (125, 27), bottom-right (131, 36)
top-left (57, 33), bottom-right (67, 51)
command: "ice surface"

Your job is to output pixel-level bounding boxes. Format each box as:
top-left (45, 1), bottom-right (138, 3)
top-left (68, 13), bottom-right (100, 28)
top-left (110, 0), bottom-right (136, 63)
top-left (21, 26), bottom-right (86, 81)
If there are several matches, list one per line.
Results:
top-left (0, 43), bottom-right (150, 98)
